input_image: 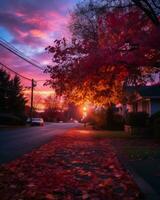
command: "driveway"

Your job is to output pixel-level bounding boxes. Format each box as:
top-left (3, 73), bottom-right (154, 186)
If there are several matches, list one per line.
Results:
top-left (0, 123), bottom-right (80, 164)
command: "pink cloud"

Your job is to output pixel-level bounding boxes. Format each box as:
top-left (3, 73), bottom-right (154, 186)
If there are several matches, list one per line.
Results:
top-left (0, 0), bottom-right (78, 100)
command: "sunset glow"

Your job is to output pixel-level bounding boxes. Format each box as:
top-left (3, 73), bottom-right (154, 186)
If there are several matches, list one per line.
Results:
top-left (0, 1), bottom-right (160, 199)
top-left (0, 0), bottom-right (78, 103)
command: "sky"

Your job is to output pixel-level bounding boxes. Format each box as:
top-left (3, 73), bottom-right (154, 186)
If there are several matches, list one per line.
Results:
top-left (0, 0), bottom-right (79, 108)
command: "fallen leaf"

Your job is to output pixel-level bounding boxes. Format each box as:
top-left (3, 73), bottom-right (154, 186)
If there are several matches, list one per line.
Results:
top-left (45, 193), bottom-right (55, 200)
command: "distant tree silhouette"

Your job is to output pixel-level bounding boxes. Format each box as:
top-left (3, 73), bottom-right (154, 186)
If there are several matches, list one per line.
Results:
top-left (0, 69), bottom-right (11, 112)
top-left (0, 69), bottom-right (27, 117)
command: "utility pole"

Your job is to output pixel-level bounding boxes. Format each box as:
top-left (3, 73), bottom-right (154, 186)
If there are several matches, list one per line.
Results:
top-left (30, 79), bottom-right (36, 124)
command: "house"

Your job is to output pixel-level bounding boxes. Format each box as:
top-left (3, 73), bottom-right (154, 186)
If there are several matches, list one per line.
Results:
top-left (118, 86), bottom-right (160, 116)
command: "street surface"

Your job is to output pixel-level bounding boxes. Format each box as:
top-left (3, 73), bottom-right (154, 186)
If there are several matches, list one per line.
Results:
top-left (0, 123), bottom-right (80, 164)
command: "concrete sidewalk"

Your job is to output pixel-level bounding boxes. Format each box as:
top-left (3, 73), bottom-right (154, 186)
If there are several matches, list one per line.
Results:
top-left (110, 139), bottom-right (160, 200)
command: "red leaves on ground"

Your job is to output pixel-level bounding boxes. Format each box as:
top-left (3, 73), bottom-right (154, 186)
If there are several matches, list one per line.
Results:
top-left (0, 130), bottom-right (142, 199)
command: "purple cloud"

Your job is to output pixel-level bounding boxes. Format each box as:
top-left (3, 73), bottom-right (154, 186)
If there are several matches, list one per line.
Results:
top-left (0, 0), bottom-right (78, 97)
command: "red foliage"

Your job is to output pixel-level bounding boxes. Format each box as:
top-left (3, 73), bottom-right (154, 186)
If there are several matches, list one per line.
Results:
top-left (45, 7), bottom-right (160, 105)
top-left (97, 8), bottom-right (160, 71)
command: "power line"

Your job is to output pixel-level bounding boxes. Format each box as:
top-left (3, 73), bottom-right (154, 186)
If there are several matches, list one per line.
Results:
top-left (0, 62), bottom-right (32, 81)
top-left (0, 38), bottom-right (43, 66)
top-left (0, 40), bottom-right (44, 71)
top-left (0, 38), bottom-right (44, 71)
top-left (0, 37), bottom-right (44, 70)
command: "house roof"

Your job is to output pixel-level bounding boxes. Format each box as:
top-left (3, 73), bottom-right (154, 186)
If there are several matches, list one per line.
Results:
top-left (124, 85), bottom-right (160, 99)
top-left (139, 86), bottom-right (160, 98)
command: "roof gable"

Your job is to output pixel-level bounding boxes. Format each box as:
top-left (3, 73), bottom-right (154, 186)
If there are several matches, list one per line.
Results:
top-left (139, 86), bottom-right (160, 98)
top-left (124, 85), bottom-right (160, 100)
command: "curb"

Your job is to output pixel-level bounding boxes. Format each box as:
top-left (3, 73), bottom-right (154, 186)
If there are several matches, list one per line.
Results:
top-left (117, 153), bottom-right (160, 200)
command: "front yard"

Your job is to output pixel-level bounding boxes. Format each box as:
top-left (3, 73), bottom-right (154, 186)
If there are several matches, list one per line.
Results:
top-left (92, 130), bottom-right (160, 197)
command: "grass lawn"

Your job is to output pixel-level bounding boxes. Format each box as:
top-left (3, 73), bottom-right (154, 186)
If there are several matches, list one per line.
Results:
top-left (123, 147), bottom-right (160, 160)
top-left (92, 130), bottom-right (160, 160)
top-left (92, 130), bottom-right (128, 138)
top-left (91, 129), bottom-right (160, 195)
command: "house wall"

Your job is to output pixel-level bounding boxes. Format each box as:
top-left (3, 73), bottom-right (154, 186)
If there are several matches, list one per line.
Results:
top-left (137, 100), bottom-right (143, 112)
top-left (127, 104), bottom-right (133, 112)
top-left (136, 99), bottom-right (151, 115)
top-left (130, 99), bottom-right (160, 116)
top-left (151, 99), bottom-right (160, 115)
top-left (121, 99), bottom-right (160, 116)
top-left (117, 105), bottom-right (128, 116)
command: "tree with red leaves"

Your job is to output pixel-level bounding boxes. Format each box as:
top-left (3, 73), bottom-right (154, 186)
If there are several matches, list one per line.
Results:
top-left (45, 1), bottom-right (160, 106)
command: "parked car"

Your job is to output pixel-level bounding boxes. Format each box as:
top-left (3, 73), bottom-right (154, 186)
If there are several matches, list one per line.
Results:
top-left (26, 118), bottom-right (31, 124)
top-left (26, 118), bottom-right (44, 126)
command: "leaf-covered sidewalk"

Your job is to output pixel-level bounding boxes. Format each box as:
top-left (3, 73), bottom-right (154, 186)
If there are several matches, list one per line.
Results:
top-left (0, 129), bottom-right (142, 200)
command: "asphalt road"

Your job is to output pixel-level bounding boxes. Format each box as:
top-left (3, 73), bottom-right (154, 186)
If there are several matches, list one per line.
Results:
top-left (0, 123), bottom-right (80, 164)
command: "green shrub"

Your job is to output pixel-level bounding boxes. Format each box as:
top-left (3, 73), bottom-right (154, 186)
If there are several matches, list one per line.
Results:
top-left (112, 114), bottom-right (124, 130)
top-left (153, 118), bottom-right (160, 138)
top-left (150, 111), bottom-right (160, 123)
top-left (92, 109), bottom-right (106, 129)
top-left (0, 114), bottom-right (25, 125)
top-left (92, 107), bottom-right (124, 130)
top-left (125, 112), bottom-right (149, 127)
top-left (150, 112), bottom-right (160, 137)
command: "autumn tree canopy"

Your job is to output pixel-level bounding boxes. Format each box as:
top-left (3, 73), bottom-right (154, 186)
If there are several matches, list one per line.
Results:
top-left (45, 0), bottom-right (160, 106)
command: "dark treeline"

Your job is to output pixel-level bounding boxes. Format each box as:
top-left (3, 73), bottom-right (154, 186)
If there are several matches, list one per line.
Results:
top-left (0, 68), bottom-right (27, 125)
